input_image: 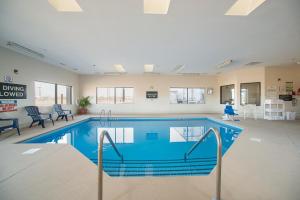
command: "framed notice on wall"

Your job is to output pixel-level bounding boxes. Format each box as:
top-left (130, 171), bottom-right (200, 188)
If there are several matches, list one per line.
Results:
top-left (0, 100), bottom-right (17, 112)
top-left (146, 91), bottom-right (158, 99)
top-left (0, 82), bottom-right (27, 99)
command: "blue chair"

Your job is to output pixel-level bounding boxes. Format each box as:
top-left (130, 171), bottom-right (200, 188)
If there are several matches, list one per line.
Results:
top-left (25, 106), bottom-right (54, 128)
top-left (0, 118), bottom-right (20, 135)
top-left (224, 104), bottom-right (238, 120)
top-left (53, 104), bottom-right (74, 121)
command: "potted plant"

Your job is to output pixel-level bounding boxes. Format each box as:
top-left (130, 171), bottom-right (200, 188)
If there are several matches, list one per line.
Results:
top-left (77, 96), bottom-right (91, 114)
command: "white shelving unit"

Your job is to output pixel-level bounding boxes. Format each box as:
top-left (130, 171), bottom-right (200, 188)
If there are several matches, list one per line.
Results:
top-left (264, 99), bottom-right (285, 120)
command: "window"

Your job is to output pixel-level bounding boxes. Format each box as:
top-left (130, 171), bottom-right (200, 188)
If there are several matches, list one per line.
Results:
top-left (96, 87), bottom-right (134, 104)
top-left (96, 88), bottom-right (114, 104)
top-left (240, 82), bottom-right (261, 106)
top-left (34, 81), bottom-right (55, 106)
top-left (34, 81), bottom-right (72, 106)
top-left (169, 88), bottom-right (205, 104)
top-left (116, 87), bottom-right (134, 104)
top-left (220, 84), bottom-right (235, 104)
top-left (57, 84), bottom-right (72, 105)
top-left (188, 88), bottom-right (205, 104)
top-left (170, 88), bottom-right (187, 104)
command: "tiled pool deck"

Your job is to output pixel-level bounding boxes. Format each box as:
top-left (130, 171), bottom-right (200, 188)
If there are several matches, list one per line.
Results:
top-left (1, 114), bottom-right (300, 200)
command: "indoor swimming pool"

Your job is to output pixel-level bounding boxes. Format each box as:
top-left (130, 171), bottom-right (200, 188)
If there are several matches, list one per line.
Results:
top-left (23, 117), bottom-right (242, 177)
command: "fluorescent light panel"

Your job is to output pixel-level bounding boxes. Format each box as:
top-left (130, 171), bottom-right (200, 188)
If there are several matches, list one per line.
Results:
top-left (216, 59), bottom-right (233, 69)
top-left (114, 64), bottom-right (126, 73)
top-left (173, 65), bottom-right (185, 73)
top-left (48, 0), bottom-right (83, 12)
top-left (225, 0), bottom-right (266, 16)
top-left (7, 41), bottom-right (45, 58)
top-left (144, 0), bottom-right (171, 14)
top-left (144, 64), bottom-right (154, 72)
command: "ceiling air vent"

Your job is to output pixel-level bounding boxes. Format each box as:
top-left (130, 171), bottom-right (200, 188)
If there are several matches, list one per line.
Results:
top-left (176, 73), bottom-right (208, 76)
top-left (245, 62), bottom-right (262, 66)
top-left (6, 41), bottom-right (45, 58)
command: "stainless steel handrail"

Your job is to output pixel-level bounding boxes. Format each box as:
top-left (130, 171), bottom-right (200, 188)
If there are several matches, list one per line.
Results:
top-left (107, 110), bottom-right (111, 120)
top-left (184, 128), bottom-right (222, 200)
top-left (99, 109), bottom-right (105, 119)
top-left (98, 130), bottom-right (123, 200)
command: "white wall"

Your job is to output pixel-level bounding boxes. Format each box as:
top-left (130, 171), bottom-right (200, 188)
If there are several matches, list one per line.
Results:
top-left (79, 74), bottom-right (223, 114)
top-left (1, 45), bottom-right (298, 124)
top-left (217, 66), bottom-right (266, 118)
top-left (265, 64), bottom-right (300, 117)
top-left (0, 47), bottom-right (79, 127)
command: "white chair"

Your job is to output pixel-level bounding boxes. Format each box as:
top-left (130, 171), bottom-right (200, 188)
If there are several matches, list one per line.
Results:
top-left (241, 104), bottom-right (258, 120)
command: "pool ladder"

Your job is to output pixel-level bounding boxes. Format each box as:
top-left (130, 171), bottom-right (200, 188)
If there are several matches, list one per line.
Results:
top-left (99, 109), bottom-right (112, 120)
top-left (98, 130), bottom-right (123, 200)
top-left (184, 127), bottom-right (222, 200)
top-left (97, 128), bottom-right (222, 200)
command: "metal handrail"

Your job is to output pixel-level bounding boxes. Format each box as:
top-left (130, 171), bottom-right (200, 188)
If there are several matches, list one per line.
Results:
top-left (99, 109), bottom-right (105, 119)
top-left (184, 127), bottom-right (222, 200)
top-left (98, 130), bottom-right (123, 200)
top-left (107, 110), bottom-right (111, 120)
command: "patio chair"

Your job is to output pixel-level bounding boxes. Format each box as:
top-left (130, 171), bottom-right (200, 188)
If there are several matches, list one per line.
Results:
top-left (223, 103), bottom-right (239, 121)
top-left (0, 118), bottom-right (20, 135)
top-left (25, 106), bottom-right (54, 128)
top-left (53, 104), bottom-right (74, 121)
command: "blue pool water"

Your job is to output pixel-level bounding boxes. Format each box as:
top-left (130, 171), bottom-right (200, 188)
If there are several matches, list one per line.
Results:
top-left (23, 117), bottom-right (242, 177)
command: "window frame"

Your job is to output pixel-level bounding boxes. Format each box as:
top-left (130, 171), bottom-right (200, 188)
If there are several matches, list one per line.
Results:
top-left (34, 80), bottom-right (73, 106)
top-left (56, 84), bottom-right (73, 105)
top-left (169, 87), bottom-right (205, 104)
top-left (96, 87), bottom-right (134, 104)
top-left (220, 84), bottom-right (235, 105)
top-left (240, 82), bottom-right (261, 106)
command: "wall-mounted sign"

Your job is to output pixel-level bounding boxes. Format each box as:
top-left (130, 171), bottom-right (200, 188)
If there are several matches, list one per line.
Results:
top-left (146, 91), bottom-right (158, 99)
top-left (0, 82), bottom-right (27, 99)
top-left (4, 75), bottom-right (13, 83)
top-left (0, 100), bottom-right (17, 112)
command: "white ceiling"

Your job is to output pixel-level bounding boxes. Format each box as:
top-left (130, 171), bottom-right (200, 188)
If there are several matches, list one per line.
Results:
top-left (0, 0), bottom-right (299, 74)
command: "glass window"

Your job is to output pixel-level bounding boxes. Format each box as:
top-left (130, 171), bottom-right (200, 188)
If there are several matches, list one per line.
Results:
top-left (34, 81), bottom-right (55, 106)
top-left (240, 82), bottom-right (261, 106)
top-left (170, 88), bottom-right (205, 104)
top-left (57, 84), bottom-right (72, 105)
top-left (188, 88), bottom-right (205, 104)
top-left (124, 88), bottom-right (134, 103)
top-left (220, 85), bottom-right (235, 104)
top-left (170, 88), bottom-right (187, 104)
top-left (96, 88), bottom-right (115, 104)
top-left (116, 87), bottom-right (134, 104)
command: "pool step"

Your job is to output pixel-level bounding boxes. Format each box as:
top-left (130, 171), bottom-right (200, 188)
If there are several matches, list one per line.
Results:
top-left (90, 157), bottom-right (217, 177)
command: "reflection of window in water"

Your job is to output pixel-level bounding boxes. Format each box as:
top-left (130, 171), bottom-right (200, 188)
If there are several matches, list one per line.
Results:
top-left (98, 128), bottom-right (134, 144)
top-left (47, 133), bottom-right (71, 144)
top-left (170, 127), bottom-right (205, 142)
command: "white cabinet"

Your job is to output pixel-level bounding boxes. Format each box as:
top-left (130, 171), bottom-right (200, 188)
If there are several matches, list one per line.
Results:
top-left (264, 99), bottom-right (285, 120)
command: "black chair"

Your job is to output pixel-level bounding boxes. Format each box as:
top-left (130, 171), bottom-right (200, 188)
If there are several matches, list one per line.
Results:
top-left (25, 106), bottom-right (54, 128)
top-left (53, 104), bottom-right (74, 121)
top-left (0, 118), bottom-right (20, 135)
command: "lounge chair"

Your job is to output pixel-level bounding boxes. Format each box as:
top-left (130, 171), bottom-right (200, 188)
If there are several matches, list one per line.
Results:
top-left (25, 106), bottom-right (54, 128)
top-left (223, 103), bottom-right (239, 121)
top-left (53, 104), bottom-right (74, 121)
top-left (0, 118), bottom-right (20, 135)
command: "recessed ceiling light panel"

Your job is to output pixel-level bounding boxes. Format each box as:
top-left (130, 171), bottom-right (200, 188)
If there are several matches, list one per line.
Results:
top-left (216, 60), bottom-right (233, 69)
top-left (225, 0), bottom-right (266, 16)
top-left (114, 64), bottom-right (126, 73)
top-left (172, 65), bottom-right (185, 73)
top-left (144, 64), bottom-right (154, 72)
top-left (144, 0), bottom-right (171, 15)
top-left (48, 0), bottom-right (83, 12)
